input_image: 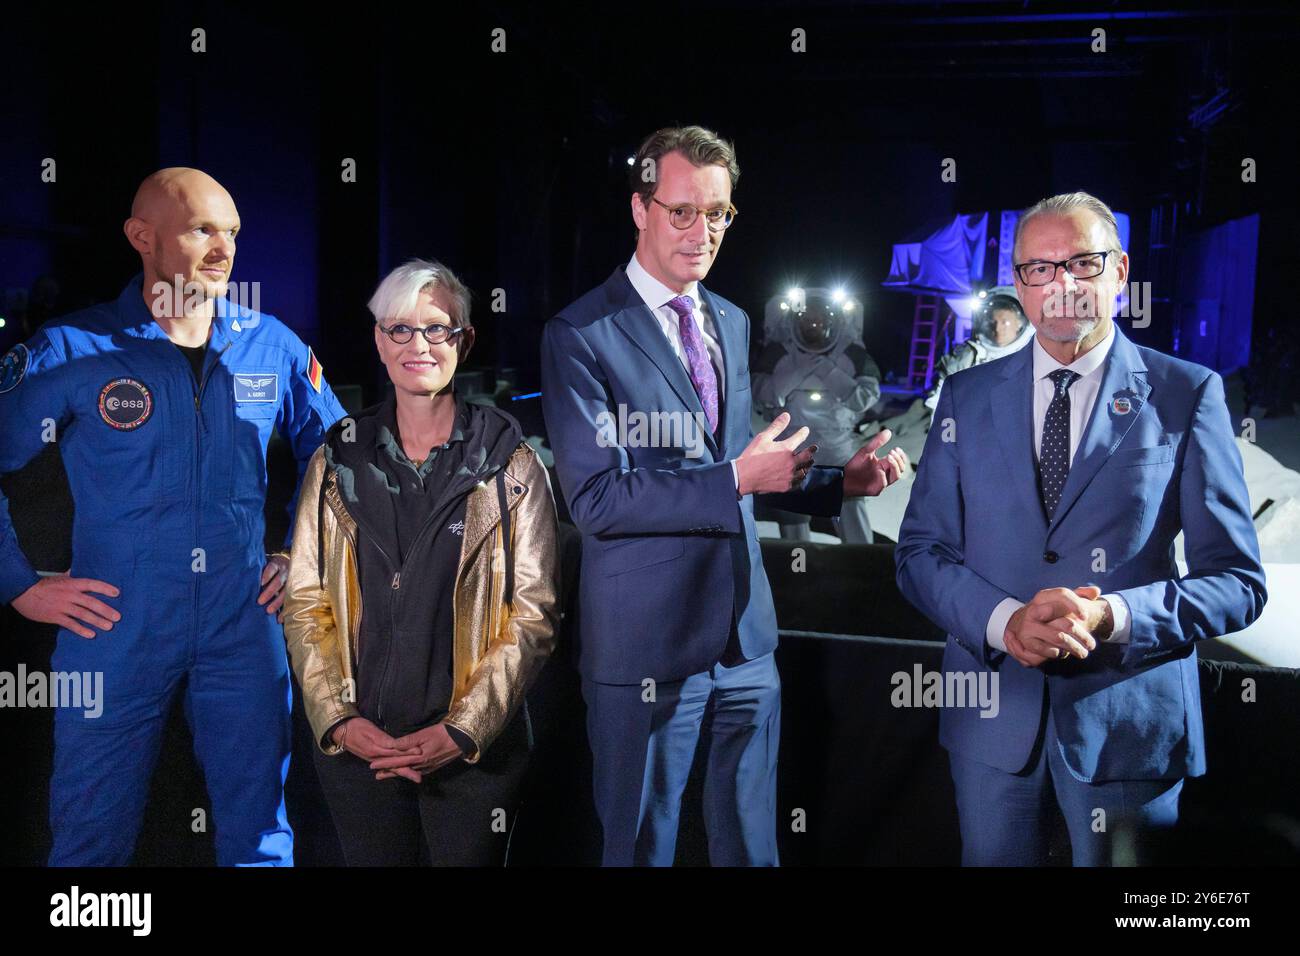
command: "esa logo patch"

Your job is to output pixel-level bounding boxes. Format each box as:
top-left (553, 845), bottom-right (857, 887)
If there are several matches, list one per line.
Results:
top-left (233, 373), bottom-right (278, 403)
top-left (0, 344), bottom-right (30, 395)
top-left (99, 378), bottom-right (153, 430)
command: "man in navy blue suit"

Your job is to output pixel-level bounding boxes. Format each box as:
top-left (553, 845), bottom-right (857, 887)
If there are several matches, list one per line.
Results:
top-left (896, 191), bottom-right (1266, 866)
top-left (542, 126), bottom-right (908, 866)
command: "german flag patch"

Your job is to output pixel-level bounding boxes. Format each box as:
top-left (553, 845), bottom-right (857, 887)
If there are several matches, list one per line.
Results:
top-left (307, 347), bottom-right (324, 393)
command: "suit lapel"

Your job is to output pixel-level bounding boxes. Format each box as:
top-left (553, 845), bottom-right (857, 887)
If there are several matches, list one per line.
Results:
top-left (608, 270), bottom-right (719, 458)
top-left (991, 346), bottom-right (1047, 535)
top-left (1048, 328), bottom-right (1150, 531)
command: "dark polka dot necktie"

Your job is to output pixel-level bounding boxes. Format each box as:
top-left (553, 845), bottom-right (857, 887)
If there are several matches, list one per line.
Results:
top-left (1039, 368), bottom-right (1080, 521)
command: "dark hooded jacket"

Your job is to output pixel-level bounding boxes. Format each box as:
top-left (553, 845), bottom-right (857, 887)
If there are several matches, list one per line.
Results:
top-left (321, 389), bottom-right (522, 737)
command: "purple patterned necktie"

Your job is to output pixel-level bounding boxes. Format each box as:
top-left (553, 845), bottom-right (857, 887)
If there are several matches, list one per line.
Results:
top-left (666, 294), bottom-right (718, 433)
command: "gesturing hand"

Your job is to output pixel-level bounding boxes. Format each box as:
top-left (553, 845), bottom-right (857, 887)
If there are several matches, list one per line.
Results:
top-left (368, 723), bottom-right (465, 783)
top-left (843, 429), bottom-right (909, 498)
top-left (11, 573), bottom-right (121, 639)
top-left (735, 412), bottom-right (816, 496)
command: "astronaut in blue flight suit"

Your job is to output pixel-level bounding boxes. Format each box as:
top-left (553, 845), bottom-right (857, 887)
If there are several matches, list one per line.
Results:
top-left (0, 168), bottom-right (346, 865)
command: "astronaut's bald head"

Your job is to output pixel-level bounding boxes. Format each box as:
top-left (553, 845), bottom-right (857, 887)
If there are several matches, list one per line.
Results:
top-left (130, 168), bottom-right (234, 223)
top-left (124, 168), bottom-right (241, 312)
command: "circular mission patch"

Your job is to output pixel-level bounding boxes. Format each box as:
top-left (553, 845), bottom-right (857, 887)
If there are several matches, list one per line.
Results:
top-left (98, 378), bottom-right (154, 430)
top-left (0, 344), bottom-right (30, 395)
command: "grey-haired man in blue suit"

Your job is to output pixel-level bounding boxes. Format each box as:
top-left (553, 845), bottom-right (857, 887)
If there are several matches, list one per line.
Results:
top-left (897, 191), bottom-right (1266, 866)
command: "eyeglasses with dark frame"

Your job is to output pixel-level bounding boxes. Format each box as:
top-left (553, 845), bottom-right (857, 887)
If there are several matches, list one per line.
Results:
top-left (377, 322), bottom-right (466, 345)
top-left (650, 197), bottom-right (739, 232)
top-left (1014, 250), bottom-right (1119, 287)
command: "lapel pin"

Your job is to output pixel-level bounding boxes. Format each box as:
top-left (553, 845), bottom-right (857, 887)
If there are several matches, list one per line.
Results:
top-left (1111, 396), bottom-right (1132, 415)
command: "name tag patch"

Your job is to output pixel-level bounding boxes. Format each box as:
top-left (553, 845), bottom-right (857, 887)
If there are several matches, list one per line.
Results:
top-left (233, 373), bottom-right (279, 403)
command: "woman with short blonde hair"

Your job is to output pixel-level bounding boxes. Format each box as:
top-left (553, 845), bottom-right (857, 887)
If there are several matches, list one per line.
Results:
top-left (283, 258), bottom-right (560, 865)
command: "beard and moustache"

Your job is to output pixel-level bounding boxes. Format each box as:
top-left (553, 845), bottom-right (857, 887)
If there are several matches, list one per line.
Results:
top-left (1033, 288), bottom-right (1106, 343)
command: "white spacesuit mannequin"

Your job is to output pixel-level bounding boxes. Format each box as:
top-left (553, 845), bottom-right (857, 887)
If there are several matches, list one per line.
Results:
top-left (924, 290), bottom-right (1033, 414)
top-left (753, 290), bottom-right (881, 542)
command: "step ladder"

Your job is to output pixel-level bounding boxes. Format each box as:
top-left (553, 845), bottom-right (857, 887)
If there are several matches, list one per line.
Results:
top-left (907, 294), bottom-right (946, 391)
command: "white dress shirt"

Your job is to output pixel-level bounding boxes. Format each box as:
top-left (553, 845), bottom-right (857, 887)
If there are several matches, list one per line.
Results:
top-left (625, 253), bottom-right (739, 487)
top-left (985, 323), bottom-right (1132, 652)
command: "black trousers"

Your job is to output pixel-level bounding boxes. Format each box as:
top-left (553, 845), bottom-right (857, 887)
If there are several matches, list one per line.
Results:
top-left (312, 708), bottom-right (531, 866)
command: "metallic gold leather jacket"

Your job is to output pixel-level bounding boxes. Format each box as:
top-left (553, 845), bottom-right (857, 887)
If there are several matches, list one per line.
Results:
top-left (282, 441), bottom-right (560, 763)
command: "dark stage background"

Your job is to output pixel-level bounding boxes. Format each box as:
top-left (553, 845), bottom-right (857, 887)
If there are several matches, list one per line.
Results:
top-left (3, 2), bottom-right (1298, 396)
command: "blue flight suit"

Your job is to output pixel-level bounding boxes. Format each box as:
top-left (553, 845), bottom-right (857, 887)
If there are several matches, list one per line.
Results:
top-left (0, 274), bottom-right (346, 865)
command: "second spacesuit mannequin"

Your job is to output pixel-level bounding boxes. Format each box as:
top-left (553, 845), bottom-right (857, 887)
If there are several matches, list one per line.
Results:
top-left (924, 291), bottom-right (1033, 413)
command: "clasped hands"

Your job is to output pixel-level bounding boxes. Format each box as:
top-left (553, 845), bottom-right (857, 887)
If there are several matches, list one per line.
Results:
top-left (1002, 585), bottom-right (1114, 668)
top-left (735, 411), bottom-right (908, 497)
top-left (331, 717), bottom-right (464, 782)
